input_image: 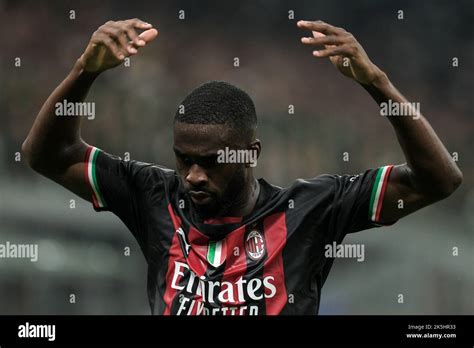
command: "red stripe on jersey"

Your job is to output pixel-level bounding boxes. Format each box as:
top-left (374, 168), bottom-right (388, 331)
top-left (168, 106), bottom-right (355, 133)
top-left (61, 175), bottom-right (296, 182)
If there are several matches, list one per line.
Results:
top-left (83, 146), bottom-right (99, 210)
top-left (91, 193), bottom-right (99, 210)
top-left (187, 227), bottom-right (211, 314)
top-left (375, 165), bottom-right (393, 222)
top-left (203, 216), bottom-right (242, 224)
top-left (187, 226), bottom-right (209, 278)
top-left (163, 204), bottom-right (185, 315)
top-left (221, 225), bottom-right (248, 311)
top-left (83, 146), bottom-right (92, 179)
top-left (263, 212), bottom-right (288, 315)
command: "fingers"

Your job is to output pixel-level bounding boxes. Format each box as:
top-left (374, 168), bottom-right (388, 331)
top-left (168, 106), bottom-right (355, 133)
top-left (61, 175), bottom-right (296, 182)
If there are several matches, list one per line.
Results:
top-left (104, 22), bottom-right (138, 56)
top-left (92, 33), bottom-right (126, 60)
top-left (312, 31), bottom-right (326, 39)
top-left (313, 45), bottom-right (354, 58)
top-left (127, 32), bottom-right (146, 49)
top-left (297, 20), bottom-right (346, 36)
top-left (124, 18), bottom-right (153, 49)
top-left (138, 28), bottom-right (159, 43)
top-left (96, 19), bottom-right (156, 58)
top-left (298, 20), bottom-right (358, 58)
top-left (127, 18), bottom-right (153, 30)
top-left (300, 35), bottom-right (346, 46)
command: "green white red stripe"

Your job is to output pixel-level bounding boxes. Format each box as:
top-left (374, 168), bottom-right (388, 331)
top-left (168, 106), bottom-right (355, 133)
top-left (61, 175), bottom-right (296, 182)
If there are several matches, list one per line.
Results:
top-left (207, 240), bottom-right (225, 268)
top-left (85, 146), bottom-right (107, 209)
top-left (369, 165), bottom-right (394, 223)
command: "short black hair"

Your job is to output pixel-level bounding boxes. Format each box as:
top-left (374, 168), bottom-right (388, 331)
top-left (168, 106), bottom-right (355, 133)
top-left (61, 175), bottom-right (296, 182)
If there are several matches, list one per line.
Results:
top-left (174, 81), bottom-right (257, 136)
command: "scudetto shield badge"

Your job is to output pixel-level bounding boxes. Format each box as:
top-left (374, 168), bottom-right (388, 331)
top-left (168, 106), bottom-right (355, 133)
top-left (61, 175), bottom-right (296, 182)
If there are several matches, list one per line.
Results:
top-left (245, 230), bottom-right (265, 261)
top-left (207, 239), bottom-right (226, 268)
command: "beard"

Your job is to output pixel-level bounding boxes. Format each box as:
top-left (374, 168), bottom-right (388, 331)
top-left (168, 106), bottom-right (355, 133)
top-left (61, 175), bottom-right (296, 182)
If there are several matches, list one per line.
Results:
top-left (191, 167), bottom-right (247, 220)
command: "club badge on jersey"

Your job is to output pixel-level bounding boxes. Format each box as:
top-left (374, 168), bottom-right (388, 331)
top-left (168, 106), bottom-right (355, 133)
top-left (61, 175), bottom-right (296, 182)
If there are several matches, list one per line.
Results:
top-left (245, 230), bottom-right (266, 261)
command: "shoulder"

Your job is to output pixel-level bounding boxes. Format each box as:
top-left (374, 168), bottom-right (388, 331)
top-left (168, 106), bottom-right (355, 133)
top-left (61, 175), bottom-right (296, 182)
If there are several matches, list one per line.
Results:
top-left (287, 174), bottom-right (340, 192)
top-left (260, 175), bottom-right (338, 205)
top-left (127, 161), bottom-right (177, 185)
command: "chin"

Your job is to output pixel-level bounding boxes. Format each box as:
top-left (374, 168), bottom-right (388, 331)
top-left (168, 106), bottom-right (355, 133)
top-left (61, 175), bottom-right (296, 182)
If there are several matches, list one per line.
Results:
top-left (193, 202), bottom-right (218, 218)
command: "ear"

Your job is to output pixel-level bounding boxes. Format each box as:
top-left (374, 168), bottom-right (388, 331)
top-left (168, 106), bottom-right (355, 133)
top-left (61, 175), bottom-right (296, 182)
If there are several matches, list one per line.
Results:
top-left (252, 139), bottom-right (261, 158)
top-left (245, 139), bottom-right (261, 168)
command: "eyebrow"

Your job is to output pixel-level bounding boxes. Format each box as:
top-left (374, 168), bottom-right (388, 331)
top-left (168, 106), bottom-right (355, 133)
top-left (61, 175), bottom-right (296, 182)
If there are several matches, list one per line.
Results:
top-left (173, 146), bottom-right (219, 158)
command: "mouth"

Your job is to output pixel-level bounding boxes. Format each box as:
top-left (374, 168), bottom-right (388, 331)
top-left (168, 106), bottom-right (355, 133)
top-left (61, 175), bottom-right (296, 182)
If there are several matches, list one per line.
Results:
top-left (188, 191), bottom-right (212, 205)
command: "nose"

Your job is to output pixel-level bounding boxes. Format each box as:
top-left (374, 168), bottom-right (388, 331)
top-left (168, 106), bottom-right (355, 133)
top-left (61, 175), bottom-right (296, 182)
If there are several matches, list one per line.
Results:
top-left (186, 164), bottom-right (208, 188)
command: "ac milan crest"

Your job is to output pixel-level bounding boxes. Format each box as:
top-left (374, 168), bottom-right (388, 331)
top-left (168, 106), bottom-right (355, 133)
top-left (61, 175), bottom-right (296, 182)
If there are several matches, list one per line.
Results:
top-left (245, 230), bottom-right (265, 261)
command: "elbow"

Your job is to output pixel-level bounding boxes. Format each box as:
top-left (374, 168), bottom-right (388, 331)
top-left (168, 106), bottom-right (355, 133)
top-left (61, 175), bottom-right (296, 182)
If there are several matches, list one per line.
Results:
top-left (448, 168), bottom-right (463, 195)
top-left (431, 168), bottom-right (463, 200)
top-left (21, 139), bottom-right (34, 168)
top-left (22, 138), bottom-right (44, 173)
top-left (22, 138), bottom-right (82, 176)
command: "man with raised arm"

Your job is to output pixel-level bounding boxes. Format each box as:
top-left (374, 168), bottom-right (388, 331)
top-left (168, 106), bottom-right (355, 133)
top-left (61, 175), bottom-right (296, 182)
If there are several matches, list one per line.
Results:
top-left (23, 19), bottom-right (462, 315)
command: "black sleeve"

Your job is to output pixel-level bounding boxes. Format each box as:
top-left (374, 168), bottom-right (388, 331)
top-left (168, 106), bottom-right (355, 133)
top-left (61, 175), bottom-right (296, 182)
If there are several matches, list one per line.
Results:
top-left (330, 165), bottom-right (397, 236)
top-left (286, 165), bottom-right (396, 248)
top-left (83, 146), bottom-right (168, 246)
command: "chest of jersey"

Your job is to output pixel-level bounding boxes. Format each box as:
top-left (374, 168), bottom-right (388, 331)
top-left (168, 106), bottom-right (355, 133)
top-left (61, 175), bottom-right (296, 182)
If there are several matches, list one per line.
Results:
top-left (161, 205), bottom-right (289, 315)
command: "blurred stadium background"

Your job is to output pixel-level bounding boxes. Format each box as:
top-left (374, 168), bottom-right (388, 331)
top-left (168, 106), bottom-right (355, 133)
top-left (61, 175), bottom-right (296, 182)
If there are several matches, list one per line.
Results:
top-left (0, 0), bottom-right (472, 314)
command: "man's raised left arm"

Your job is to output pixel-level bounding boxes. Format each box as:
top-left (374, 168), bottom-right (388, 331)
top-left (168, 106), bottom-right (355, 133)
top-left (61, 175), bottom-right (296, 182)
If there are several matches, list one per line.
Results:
top-left (298, 20), bottom-right (463, 223)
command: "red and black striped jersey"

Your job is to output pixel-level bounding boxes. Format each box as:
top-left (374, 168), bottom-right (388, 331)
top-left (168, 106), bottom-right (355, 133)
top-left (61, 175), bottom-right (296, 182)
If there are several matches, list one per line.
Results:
top-left (84, 146), bottom-right (395, 315)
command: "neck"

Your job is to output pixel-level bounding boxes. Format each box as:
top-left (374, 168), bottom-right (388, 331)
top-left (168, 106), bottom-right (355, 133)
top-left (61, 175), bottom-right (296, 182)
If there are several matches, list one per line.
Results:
top-left (227, 175), bottom-right (260, 217)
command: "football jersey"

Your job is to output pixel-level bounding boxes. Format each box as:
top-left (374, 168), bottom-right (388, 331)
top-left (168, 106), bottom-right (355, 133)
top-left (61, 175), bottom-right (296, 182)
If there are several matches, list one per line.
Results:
top-left (84, 146), bottom-right (395, 315)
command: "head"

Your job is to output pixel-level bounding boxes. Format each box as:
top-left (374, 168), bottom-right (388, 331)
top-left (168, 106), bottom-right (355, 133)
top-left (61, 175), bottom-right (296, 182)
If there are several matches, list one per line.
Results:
top-left (173, 81), bottom-right (261, 218)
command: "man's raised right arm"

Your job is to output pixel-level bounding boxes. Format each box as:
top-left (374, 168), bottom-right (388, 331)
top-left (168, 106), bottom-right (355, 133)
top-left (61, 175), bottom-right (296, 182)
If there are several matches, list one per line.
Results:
top-left (22, 19), bottom-right (158, 202)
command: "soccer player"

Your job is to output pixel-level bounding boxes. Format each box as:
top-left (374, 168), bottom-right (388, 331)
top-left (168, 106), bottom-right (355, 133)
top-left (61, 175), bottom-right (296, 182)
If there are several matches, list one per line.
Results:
top-left (22, 19), bottom-right (462, 315)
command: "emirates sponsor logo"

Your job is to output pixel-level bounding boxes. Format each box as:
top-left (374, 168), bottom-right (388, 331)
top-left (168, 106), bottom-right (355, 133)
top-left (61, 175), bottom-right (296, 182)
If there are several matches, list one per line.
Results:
top-left (170, 261), bottom-right (277, 315)
top-left (245, 230), bottom-right (265, 261)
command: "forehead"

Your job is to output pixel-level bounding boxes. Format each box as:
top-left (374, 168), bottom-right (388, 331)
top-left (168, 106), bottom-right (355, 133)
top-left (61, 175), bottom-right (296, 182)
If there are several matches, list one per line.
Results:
top-left (173, 122), bottom-right (243, 154)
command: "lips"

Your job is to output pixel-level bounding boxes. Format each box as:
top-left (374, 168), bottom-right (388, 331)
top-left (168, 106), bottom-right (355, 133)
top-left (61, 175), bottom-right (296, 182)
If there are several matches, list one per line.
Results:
top-left (188, 191), bottom-right (212, 204)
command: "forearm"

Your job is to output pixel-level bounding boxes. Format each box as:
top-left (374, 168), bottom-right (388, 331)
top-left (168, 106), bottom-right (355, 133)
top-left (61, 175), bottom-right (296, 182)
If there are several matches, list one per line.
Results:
top-left (361, 73), bottom-right (463, 197)
top-left (22, 59), bottom-right (99, 171)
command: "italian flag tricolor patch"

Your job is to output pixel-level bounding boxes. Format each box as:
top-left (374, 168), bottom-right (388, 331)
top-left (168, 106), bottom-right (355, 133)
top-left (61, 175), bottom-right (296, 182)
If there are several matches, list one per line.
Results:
top-left (207, 240), bottom-right (226, 268)
top-left (369, 165), bottom-right (394, 223)
top-left (85, 146), bottom-right (107, 209)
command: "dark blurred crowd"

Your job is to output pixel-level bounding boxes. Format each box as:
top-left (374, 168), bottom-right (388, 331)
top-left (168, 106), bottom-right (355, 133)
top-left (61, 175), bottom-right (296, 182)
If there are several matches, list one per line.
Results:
top-left (0, 0), bottom-right (472, 316)
top-left (2, 0), bottom-right (472, 201)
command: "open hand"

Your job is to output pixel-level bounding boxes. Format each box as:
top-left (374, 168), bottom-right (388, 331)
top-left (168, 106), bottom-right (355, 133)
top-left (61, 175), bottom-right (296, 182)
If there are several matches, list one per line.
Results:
top-left (79, 18), bottom-right (158, 73)
top-left (298, 20), bottom-right (384, 85)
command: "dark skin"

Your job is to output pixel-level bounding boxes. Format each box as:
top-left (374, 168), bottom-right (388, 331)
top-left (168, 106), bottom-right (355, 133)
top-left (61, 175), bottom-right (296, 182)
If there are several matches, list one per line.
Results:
top-left (22, 19), bottom-right (462, 225)
top-left (21, 19), bottom-right (159, 202)
top-left (173, 122), bottom-right (261, 218)
top-left (297, 19), bottom-right (462, 221)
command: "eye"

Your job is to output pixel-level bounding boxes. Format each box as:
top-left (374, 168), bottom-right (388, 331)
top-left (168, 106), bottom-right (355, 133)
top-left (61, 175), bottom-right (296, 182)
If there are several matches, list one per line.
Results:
top-left (178, 155), bottom-right (193, 166)
top-left (199, 156), bottom-right (219, 168)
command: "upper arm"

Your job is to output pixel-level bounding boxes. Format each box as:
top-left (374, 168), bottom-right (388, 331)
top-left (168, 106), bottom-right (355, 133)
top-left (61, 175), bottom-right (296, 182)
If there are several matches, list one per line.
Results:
top-left (379, 164), bottom-right (439, 223)
top-left (329, 163), bottom-right (451, 234)
top-left (25, 140), bottom-right (94, 203)
top-left (58, 145), bottom-right (139, 213)
top-left (56, 156), bottom-right (92, 202)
